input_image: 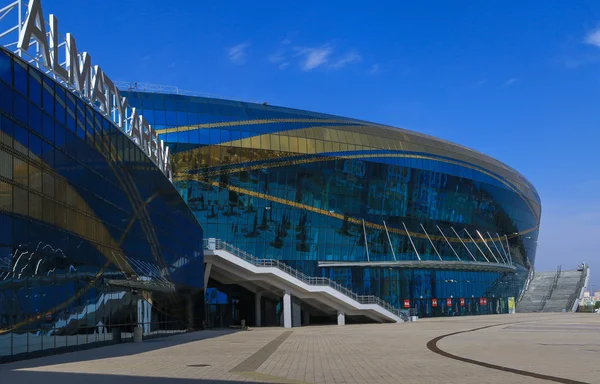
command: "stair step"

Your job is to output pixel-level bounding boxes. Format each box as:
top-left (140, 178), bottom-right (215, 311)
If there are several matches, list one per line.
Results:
top-left (517, 268), bottom-right (584, 313)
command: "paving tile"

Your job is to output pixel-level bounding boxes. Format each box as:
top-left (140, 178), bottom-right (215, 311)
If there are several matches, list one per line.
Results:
top-left (0, 313), bottom-right (595, 383)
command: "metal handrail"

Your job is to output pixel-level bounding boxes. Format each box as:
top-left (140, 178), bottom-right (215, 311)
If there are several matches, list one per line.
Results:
top-left (204, 239), bottom-right (409, 321)
top-left (538, 265), bottom-right (561, 312)
top-left (518, 268), bottom-right (535, 302)
top-left (566, 263), bottom-right (588, 312)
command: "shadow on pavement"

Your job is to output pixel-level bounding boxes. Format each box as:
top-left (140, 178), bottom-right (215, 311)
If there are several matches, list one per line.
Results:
top-left (0, 329), bottom-right (239, 371)
top-left (0, 371), bottom-right (269, 384)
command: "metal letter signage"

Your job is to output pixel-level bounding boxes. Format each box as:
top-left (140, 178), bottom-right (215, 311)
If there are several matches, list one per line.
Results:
top-left (13, 0), bottom-right (172, 181)
top-left (16, 0), bottom-right (50, 66)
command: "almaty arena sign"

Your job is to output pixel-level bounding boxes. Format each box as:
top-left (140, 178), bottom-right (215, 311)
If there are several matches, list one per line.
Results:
top-left (0, 0), bottom-right (172, 181)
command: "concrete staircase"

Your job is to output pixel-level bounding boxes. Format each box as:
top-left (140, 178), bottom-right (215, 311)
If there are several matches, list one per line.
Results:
top-left (517, 268), bottom-right (585, 313)
top-left (517, 271), bottom-right (557, 313)
top-left (542, 270), bottom-right (583, 312)
top-left (204, 239), bottom-right (408, 324)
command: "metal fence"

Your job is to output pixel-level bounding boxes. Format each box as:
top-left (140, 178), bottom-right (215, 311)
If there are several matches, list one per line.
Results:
top-left (204, 239), bottom-right (409, 321)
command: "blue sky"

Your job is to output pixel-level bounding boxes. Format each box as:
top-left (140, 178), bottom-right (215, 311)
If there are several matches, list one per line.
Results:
top-left (42, 0), bottom-right (599, 290)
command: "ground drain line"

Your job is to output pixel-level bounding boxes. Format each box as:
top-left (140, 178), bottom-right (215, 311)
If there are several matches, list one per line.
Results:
top-left (426, 323), bottom-right (590, 384)
top-left (230, 331), bottom-right (293, 373)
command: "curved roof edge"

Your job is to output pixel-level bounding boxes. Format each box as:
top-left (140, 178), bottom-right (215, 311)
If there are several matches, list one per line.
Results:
top-left (124, 90), bottom-right (541, 206)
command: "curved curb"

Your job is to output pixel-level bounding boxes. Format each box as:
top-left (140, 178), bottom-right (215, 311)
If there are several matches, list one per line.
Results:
top-left (426, 323), bottom-right (590, 384)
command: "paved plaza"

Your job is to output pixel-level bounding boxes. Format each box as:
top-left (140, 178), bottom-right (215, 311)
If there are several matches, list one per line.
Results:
top-left (0, 313), bottom-right (599, 384)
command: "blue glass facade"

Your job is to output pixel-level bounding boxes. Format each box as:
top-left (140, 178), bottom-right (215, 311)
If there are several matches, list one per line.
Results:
top-left (0, 49), bottom-right (204, 360)
top-left (124, 91), bottom-right (541, 318)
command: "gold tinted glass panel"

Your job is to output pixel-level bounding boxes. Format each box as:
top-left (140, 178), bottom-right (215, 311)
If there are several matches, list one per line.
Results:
top-left (13, 185), bottom-right (27, 216)
top-left (28, 164), bottom-right (42, 192)
top-left (0, 180), bottom-right (12, 212)
top-left (13, 157), bottom-right (27, 186)
top-left (43, 197), bottom-right (55, 225)
top-left (0, 149), bottom-right (12, 179)
top-left (29, 192), bottom-right (42, 220)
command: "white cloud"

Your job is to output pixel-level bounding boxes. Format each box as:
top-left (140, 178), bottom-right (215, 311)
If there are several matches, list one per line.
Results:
top-left (584, 27), bottom-right (600, 48)
top-left (331, 51), bottom-right (362, 68)
top-left (368, 63), bottom-right (380, 75)
top-left (294, 46), bottom-right (333, 71)
top-left (268, 51), bottom-right (290, 70)
top-left (269, 41), bottom-right (363, 72)
top-left (564, 55), bottom-right (600, 69)
top-left (268, 51), bottom-right (285, 63)
top-left (502, 78), bottom-right (518, 87)
top-left (228, 43), bottom-right (251, 64)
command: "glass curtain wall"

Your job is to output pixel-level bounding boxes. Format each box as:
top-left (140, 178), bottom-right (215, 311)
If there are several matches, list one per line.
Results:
top-left (123, 88), bottom-right (540, 317)
top-left (0, 49), bottom-right (204, 360)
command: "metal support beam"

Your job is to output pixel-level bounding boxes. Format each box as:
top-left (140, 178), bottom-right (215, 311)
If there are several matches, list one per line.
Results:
top-left (420, 224), bottom-right (442, 261)
top-left (451, 227), bottom-right (476, 261)
top-left (17, 0), bottom-right (22, 57)
top-left (487, 232), bottom-right (507, 264)
top-left (0, 2), bottom-right (19, 19)
top-left (437, 225), bottom-right (461, 261)
top-left (383, 221), bottom-right (397, 261)
top-left (476, 230), bottom-right (500, 263)
top-left (362, 219), bottom-right (370, 262)
top-left (504, 235), bottom-right (514, 265)
top-left (464, 228), bottom-right (489, 262)
top-left (0, 24), bottom-right (17, 40)
top-left (317, 260), bottom-right (516, 273)
top-left (402, 222), bottom-right (421, 261)
top-left (496, 232), bottom-right (510, 261)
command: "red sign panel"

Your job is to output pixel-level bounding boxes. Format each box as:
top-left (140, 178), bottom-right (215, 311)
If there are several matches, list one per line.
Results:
top-left (432, 298), bottom-right (438, 307)
top-left (483, 298), bottom-right (488, 305)
top-left (446, 298), bottom-right (452, 306)
top-left (460, 298), bottom-right (465, 307)
top-left (479, 298), bottom-right (484, 305)
top-left (403, 299), bottom-right (410, 309)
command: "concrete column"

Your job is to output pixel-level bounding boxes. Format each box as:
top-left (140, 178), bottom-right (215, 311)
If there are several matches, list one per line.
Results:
top-left (204, 263), bottom-right (212, 291)
top-left (303, 310), bottom-right (310, 326)
top-left (283, 292), bottom-right (292, 328)
top-left (337, 311), bottom-right (345, 326)
top-left (255, 292), bottom-right (262, 327)
top-left (292, 298), bottom-right (302, 327)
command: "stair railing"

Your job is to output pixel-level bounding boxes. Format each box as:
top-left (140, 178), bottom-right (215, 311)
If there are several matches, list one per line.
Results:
top-left (204, 239), bottom-right (410, 321)
top-left (566, 263), bottom-right (588, 312)
top-left (518, 267), bottom-right (535, 303)
top-left (538, 265), bottom-right (561, 312)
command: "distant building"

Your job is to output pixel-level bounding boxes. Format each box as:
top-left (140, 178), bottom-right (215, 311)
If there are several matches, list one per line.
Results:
top-left (579, 291), bottom-right (599, 307)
